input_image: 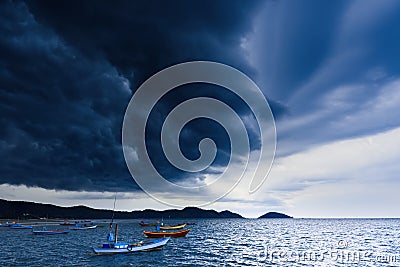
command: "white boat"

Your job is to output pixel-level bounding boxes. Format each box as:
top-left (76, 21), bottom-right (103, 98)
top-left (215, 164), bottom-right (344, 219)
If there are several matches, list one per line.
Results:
top-left (69, 225), bottom-right (97, 230)
top-left (93, 237), bottom-right (170, 254)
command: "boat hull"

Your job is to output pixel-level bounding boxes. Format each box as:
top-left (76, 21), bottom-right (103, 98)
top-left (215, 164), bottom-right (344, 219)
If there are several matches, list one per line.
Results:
top-left (33, 230), bottom-right (70, 235)
top-left (143, 229), bottom-right (190, 238)
top-left (10, 224), bottom-right (33, 229)
top-left (69, 225), bottom-right (97, 230)
top-left (159, 223), bottom-right (186, 230)
top-left (93, 237), bottom-right (170, 255)
top-left (139, 221), bottom-right (160, 227)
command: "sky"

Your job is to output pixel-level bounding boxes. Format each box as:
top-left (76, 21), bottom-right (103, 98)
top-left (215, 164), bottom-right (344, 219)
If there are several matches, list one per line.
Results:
top-left (1, 0), bottom-right (400, 218)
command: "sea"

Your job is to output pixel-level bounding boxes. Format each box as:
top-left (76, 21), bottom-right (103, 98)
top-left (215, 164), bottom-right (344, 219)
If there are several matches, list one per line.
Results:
top-left (1, 218), bottom-right (399, 266)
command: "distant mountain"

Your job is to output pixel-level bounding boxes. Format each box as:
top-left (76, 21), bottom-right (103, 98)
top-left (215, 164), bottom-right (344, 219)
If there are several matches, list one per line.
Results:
top-left (0, 199), bottom-right (243, 219)
top-left (258, 212), bottom-right (292, 219)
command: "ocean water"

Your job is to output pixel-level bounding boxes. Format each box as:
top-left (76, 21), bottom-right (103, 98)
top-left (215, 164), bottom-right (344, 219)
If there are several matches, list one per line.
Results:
top-left (1, 219), bottom-right (399, 266)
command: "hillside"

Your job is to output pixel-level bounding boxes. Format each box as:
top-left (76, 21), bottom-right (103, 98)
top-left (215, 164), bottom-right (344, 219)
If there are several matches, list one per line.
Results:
top-left (258, 212), bottom-right (293, 219)
top-left (0, 199), bottom-right (243, 219)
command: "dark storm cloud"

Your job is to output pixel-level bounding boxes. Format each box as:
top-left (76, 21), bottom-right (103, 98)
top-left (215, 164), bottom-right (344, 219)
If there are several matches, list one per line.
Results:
top-left (1, 0), bottom-right (274, 191)
top-left (0, 0), bottom-right (133, 191)
top-left (252, 0), bottom-right (400, 156)
top-left (252, 0), bottom-right (348, 102)
top-left (25, 0), bottom-right (262, 88)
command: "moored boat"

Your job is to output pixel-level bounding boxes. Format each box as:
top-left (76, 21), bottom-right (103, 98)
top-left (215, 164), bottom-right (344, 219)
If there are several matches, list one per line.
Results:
top-left (93, 237), bottom-right (170, 255)
top-left (159, 223), bottom-right (186, 230)
top-left (69, 224), bottom-right (97, 230)
top-left (92, 194), bottom-right (170, 255)
top-left (33, 229), bottom-right (70, 235)
top-left (0, 221), bottom-right (12, 227)
top-left (143, 229), bottom-right (190, 238)
top-left (10, 224), bottom-right (33, 229)
top-left (59, 220), bottom-right (77, 226)
top-left (139, 221), bottom-right (160, 227)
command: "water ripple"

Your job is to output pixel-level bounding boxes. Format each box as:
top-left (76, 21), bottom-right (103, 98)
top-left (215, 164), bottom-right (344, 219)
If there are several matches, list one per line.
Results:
top-left (1, 219), bottom-right (399, 266)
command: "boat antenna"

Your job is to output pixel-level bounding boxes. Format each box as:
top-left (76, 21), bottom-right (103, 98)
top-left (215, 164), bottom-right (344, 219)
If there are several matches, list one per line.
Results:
top-left (111, 192), bottom-right (117, 224)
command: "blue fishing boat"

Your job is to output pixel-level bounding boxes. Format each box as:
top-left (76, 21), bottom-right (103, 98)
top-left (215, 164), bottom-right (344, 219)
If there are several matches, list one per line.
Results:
top-left (10, 224), bottom-right (33, 229)
top-left (93, 223), bottom-right (170, 254)
top-left (93, 237), bottom-right (170, 254)
top-left (93, 194), bottom-right (170, 254)
top-left (33, 226), bottom-right (70, 235)
top-left (68, 220), bottom-right (97, 230)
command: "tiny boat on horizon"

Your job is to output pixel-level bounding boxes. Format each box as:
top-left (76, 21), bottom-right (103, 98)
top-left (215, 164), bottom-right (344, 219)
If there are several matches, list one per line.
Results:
top-left (143, 229), bottom-right (190, 238)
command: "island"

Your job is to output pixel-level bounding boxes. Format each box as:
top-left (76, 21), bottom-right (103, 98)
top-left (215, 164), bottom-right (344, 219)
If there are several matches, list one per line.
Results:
top-left (258, 212), bottom-right (293, 219)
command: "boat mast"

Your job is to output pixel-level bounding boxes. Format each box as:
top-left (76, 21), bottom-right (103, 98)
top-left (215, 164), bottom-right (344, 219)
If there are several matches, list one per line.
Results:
top-left (111, 193), bottom-right (117, 224)
top-left (115, 223), bottom-right (118, 243)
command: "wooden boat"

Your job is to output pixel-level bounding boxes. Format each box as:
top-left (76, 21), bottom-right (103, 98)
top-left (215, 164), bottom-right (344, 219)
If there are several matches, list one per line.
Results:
top-left (93, 237), bottom-right (170, 255)
top-left (59, 220), bottom-right (77, 226)
top-left (143, 229), bottom-right (190, 238)
top-left (10, 224), bottom-right (33, 229)
top-left (139, 221), bottom-right (160, 227)
top-left (159, 223), bottom-right (186, 230)
top-left (69, 224), bottom-right (97, 230)
top-left (33, 229), bottom-right (70, 235)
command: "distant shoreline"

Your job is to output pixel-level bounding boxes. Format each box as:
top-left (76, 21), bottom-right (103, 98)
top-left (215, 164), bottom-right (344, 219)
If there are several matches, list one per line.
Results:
top-left (0, 198), bottom-right (295, 220)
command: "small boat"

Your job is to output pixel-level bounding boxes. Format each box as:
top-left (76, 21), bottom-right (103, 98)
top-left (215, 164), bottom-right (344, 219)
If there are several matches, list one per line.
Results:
top-left (59, 220), bottom-right (77, 226)
top-left (10, 224), bottom-right (33, 229)
top-left (69, 224), bottom-right (97, 230)
top-left (93, 237), bottom-right (170, 255)
top-left (94, 222), bottom-right (170, 255)
top-left (143, 229), bottom-right (190, 238)
top-left (33, 229), bottom-right (70, 235)
top-left (139, 221), bottom-right (160, 227)
top-left (159, 223), bottom-right (186, 230)
top-left (0, 222), bottom-right (11, 227)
